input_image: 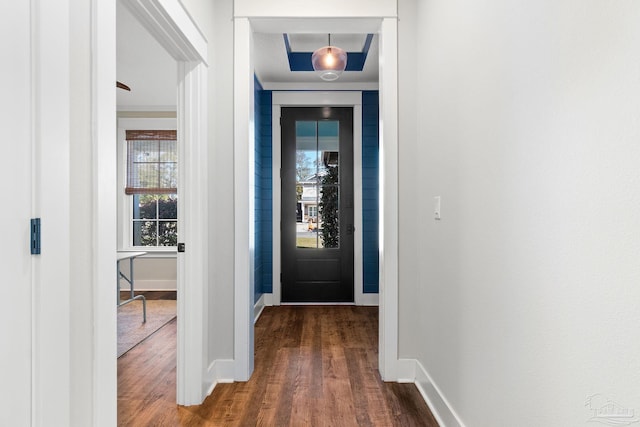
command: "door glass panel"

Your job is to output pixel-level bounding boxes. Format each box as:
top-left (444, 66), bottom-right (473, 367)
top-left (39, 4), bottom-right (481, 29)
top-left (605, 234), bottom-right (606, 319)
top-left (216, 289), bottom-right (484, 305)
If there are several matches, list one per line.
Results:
top-left (319, 185), bottom-right (339, 248)
top-left (295, 120), bottom-right (340, 249)
top-left (317, 121), bottom-right (339, 180)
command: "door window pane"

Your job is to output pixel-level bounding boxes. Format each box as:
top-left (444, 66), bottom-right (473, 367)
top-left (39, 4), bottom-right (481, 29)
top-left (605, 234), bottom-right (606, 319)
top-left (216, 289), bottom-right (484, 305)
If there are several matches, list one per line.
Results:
top-left (319, 185), bottom-right (339, 248)
top-left (295, 120), bottom-right (340, 249)
top-left (317, 121), bottom-right (339, 180)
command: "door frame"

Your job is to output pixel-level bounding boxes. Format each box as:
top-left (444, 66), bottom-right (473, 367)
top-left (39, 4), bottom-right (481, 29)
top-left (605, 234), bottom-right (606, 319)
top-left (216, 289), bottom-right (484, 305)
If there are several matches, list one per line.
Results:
top-left (272, 92), bottom-right (364, 306)
top-left (95, 0), bottom-right (208, 419)
top-left (234, 16), bottom-right (399, 382)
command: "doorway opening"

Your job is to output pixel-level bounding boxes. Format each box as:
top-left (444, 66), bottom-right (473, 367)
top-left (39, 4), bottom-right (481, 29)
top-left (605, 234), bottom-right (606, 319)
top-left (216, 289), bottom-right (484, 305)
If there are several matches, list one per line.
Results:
top-left (236, 17), bottom-right (399, 383)
top-left (109, 0), bottom-right (209, 408)
top-left (115, 1), bottom-right (178, 414)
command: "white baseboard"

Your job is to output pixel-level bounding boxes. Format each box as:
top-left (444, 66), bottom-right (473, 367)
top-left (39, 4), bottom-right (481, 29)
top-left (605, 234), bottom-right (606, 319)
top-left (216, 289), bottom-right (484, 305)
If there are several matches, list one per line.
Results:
top-left (259, 292), bottom-right (374, 307)
top-left (398, 358), bottom-right (465, 427)
top-left (119, 279), bottom-right (176, 291)
top-left (356, 292), bottom-right (379, 306)
top-left (254, 293), bottom-right (275, 323)
top-left (204, 359), bottom-right (235, 397)
top-left (263, 293), bottom-right (274, 306)
top-left (254, 294), bottom-right (266, 323)
top-left (396, 358), bottom-right (417, 383)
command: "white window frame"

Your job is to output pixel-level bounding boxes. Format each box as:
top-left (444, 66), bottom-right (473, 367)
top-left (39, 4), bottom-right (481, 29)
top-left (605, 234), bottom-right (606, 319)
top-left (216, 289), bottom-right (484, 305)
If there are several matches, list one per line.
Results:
top-left (117, 117), bottom-right (178, 253)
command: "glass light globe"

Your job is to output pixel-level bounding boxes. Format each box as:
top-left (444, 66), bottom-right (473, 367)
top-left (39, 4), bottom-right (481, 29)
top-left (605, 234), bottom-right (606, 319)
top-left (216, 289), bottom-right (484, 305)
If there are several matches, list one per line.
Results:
top-left (311, 46), bottom-right (347, 81)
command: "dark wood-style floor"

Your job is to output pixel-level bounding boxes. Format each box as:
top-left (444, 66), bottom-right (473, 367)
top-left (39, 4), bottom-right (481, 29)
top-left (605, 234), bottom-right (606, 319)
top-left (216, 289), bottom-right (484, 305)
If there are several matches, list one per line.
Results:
top-left (118, 306), bottom-right (439, 426)
top-left (120, 290), bottom-right (177, 301)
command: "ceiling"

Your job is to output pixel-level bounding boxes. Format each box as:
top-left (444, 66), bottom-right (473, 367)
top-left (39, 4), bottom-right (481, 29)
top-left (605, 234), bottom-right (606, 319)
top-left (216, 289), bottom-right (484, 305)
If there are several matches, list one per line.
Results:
top-left (116, 4), bottom-right (379, 110)
top-left (116, 3), bottom-right (177, 110)
top-left (253, 33), bottom-right (379, 85)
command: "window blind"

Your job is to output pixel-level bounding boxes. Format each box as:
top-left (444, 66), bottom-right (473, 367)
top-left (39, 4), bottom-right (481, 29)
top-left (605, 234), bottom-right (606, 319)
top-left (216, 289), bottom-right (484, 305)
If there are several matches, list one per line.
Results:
top-left (125, 130), bottom-right (177, 195)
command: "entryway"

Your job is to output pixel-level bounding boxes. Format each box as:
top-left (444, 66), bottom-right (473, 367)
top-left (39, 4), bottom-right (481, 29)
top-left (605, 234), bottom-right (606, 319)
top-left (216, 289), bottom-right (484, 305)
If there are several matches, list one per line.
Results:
top-left (281, 107), bottom-right (355, 302)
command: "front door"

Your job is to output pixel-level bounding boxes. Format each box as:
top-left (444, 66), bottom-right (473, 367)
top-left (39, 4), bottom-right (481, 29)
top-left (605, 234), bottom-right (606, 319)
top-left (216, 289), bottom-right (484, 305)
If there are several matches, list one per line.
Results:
top-left (281, 107), bottom-right (354, 302)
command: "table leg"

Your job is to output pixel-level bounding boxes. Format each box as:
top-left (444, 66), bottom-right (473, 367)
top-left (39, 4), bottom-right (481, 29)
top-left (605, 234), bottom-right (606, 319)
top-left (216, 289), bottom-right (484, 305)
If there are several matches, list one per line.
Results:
top-left (117, 257), bottom-right (147, 323)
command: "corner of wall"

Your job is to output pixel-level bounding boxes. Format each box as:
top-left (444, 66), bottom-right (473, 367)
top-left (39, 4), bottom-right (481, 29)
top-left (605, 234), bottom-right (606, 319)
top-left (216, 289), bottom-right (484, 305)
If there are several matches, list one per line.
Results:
top-left (396, 358), bottom-right (417, 383)
top-left (254, 293), bottom-right (265, 322)
top-left (204, 359), bottom-right (235, 397)
top-left (356, 293), bottom-right (379, 306)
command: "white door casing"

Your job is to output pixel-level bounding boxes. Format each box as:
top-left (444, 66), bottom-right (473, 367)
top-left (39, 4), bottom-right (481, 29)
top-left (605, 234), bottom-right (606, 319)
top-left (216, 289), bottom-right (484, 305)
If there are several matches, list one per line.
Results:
top-left (233, 10), bottom-right (399, 382)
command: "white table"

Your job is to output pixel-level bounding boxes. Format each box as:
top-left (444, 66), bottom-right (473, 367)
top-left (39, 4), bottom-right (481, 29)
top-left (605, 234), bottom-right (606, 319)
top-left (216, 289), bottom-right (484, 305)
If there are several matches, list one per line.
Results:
top-left (117, 251), bottom-right (147, 323)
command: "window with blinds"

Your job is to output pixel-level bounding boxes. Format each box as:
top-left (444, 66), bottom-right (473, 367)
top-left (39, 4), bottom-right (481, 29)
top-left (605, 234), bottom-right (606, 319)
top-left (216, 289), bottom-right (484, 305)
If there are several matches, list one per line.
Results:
top-left (125, 129), bottom-right (178, 247)
top-left (125, 130), bottom-right (177, 195)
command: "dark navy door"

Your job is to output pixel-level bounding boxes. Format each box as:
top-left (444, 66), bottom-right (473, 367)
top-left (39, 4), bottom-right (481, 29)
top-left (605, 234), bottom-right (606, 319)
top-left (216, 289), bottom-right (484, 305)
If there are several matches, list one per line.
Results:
top-left (281, 107), bottom-right (354, 302)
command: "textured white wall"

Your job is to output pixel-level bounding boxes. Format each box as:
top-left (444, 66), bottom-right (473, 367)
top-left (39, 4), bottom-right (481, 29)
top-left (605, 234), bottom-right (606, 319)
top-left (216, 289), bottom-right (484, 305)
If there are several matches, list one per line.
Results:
top-left (399, 1), bottom-right (640, 425)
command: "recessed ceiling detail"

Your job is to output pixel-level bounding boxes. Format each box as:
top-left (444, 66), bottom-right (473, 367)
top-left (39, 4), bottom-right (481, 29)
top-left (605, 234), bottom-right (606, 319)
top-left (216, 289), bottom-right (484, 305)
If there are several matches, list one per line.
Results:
top-left (283, 34), bottom-right (374, 72)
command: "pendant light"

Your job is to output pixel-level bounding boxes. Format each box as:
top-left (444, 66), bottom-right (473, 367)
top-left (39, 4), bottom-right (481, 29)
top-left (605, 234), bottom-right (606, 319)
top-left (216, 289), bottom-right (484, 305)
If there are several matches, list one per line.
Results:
top-left (311, 34), bottom-right (347, 81)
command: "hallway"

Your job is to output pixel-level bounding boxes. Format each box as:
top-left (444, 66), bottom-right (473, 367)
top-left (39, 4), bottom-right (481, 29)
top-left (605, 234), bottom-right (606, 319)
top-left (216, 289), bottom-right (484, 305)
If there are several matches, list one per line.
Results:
top-left (118, 306), bottom-right (438, 426)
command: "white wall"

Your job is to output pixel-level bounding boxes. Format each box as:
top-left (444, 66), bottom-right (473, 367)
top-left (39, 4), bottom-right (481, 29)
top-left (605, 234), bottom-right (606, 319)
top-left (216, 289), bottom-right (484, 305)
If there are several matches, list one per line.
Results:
top-left (116, 3), bottom-right (177, 110)
top-left (209, 0), bottom-right (237, 366)
top-left (118, 257), bottom-right (177, 290)
top-left (397, 0), bottom-right (420, 360)
top-left (181, 0), bottom-right (237, 365)
top-left (69, 0), bottom-right (95, 424)
top-left (399, 1), bottom-right (640, 426)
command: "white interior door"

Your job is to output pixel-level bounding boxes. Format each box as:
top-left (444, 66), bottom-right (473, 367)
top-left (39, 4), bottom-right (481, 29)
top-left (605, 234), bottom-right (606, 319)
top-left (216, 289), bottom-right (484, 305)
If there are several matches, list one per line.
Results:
top-left (1, 2), bottom-right (33, 425)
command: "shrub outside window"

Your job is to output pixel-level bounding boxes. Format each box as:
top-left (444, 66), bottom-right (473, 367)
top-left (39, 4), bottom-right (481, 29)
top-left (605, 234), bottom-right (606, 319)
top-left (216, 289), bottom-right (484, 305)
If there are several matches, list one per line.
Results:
top-left (132, 194), bottom-right (178, 247)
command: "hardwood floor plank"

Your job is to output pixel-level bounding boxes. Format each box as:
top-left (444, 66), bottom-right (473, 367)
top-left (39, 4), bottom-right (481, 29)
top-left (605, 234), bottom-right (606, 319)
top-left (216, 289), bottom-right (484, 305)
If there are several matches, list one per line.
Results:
top-left (118, 306), bottom-right (439, 426)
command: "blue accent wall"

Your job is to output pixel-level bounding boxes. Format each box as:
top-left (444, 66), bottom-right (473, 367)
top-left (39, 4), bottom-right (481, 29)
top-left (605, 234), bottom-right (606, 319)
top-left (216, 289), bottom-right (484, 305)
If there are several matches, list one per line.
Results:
top-left (362, 91), bottom-right (380, 293)
top-left (254, 76), bottom-right (273, 303)
top-left (259, 89), bottom-right (273, 296)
